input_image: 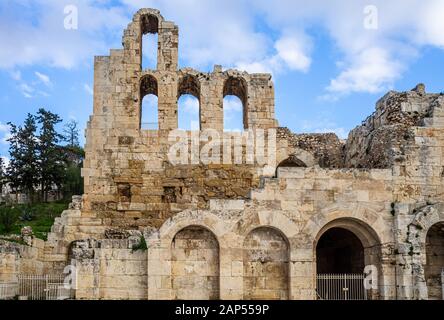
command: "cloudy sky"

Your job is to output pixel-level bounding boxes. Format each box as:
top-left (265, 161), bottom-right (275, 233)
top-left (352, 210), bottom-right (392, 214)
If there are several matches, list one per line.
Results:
top-left (1, 0), bottom-right (444, 162)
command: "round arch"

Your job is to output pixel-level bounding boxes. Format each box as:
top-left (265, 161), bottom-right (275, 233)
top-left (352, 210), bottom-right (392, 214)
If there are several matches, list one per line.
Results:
top-left (177, 73), bottom-right (201, 130)
top-left (313, 217), bottom-right (383, 300)
top-left (140, 73), bottom-right (159, 129)
top-left (157, 210), bottom-right (229, 247)
top-left (424, 221), bottom-right (444, 300)
top-left (314, 217), bottom-right (382, 250)
top-left (405, 204), bottom-right (444, 299)
top-left (223, 76), bottom-right (248, 130)
top-left (314, 218), bottom-right (382, 270)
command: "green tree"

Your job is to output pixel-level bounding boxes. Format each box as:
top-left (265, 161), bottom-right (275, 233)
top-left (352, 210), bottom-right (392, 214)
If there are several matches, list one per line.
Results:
top-left (62, 119), bottom-right (84, 198)
top-left (7, 115), bottom-right (39, 203)
top-left (0, 206), bottom-right (18, 233)
top-left (36, 108), bottom-right (65, 202)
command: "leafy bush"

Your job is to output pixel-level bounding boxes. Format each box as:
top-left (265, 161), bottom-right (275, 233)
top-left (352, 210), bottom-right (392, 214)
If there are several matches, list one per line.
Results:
top-left (19, 206), bottom-right (35, 221)
top-left (0, 206), bottom-right (19, 233)
top-left (132, 235), bottom-right (148, 252)
top-left (0, 201), bottom-right (69, 239)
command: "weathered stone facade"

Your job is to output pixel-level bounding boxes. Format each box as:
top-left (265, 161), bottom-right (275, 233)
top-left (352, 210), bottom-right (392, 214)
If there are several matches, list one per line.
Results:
top-left (1, 8), bottom-right (444, 300)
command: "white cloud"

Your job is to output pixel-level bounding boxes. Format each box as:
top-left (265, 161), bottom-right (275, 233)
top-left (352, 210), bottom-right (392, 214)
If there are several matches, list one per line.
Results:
top-left (235, 33), bottom-right (312, 75)
top-left (1, 156), bottom-right (10, 168)
top-left (274, 34), bottom-right (312, 72)
top-left (35, 71), bottom-right (52, 87)
top-left (251, 0), bottom-right (444, 97)
top-left (1, 0), bottom-right (443, 100)
top-left (299, 116), bottom-right (348, 139)
top-left (0, 122), bottom-right (11, 145)
top-left (180, 96), bottom-right (199, 114)
top-left (123, 0), bottom-right (272, 71)
top-left (223, 97), bottom-right (243, 112)
top-left (10, 70), bottom-right (21, 81)
top-left (1, 133), bottom-right (12, 145)
top-left (326, 47), bottom-right (403, 94)
top-left (0, 123), bottom-right (9, 133)
top-left (0, 1), bottom-right (128, 69)
top-left (84, 84), bottom-right (94, 96)
top-left (19, 83), bottom-right (34, 98)
top-left (415, 0), bottom-right (444, 48)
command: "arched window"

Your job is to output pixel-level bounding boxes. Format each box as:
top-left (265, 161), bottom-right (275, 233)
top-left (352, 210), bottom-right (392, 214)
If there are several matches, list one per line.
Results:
top-left (178, 74), bottom-right (200, 130)
top-left (223, 76), bottom-right (248, 131)
top-left (140, 75), bottom-right (158, 130)
top-left (140, 14), bottom-right (159, 70)
top-left (178, 95), bottom-right (199, 130)
top-left (223, 96), bottom-right (243, 132)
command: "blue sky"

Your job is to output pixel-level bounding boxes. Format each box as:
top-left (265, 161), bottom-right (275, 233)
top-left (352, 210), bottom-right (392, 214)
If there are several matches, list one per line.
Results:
top-left (1, 0), bottom-right (444, 163)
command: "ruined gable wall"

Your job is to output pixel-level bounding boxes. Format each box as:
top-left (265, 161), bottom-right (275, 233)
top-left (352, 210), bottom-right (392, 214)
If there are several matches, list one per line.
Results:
top-left (81, 9), bottom-right (280, 234)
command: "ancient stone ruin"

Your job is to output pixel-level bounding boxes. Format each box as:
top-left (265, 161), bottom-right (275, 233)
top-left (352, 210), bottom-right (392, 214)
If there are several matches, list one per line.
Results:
top-left (1, 8), bottom-right (444, 300)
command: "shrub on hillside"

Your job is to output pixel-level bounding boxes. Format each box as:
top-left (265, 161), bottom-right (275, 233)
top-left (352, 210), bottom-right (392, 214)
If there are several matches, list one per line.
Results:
top-left (0, 206), bottom-right (19, 233)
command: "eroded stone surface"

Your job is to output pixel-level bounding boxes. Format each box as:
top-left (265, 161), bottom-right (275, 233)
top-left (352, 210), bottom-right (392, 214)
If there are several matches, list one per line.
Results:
top-left (1, 9), bottom-right (444, 300)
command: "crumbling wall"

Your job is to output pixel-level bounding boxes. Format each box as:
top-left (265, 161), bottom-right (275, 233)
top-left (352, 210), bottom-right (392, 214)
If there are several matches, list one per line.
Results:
top-left (82, 8), bottom-right (278, 233)
top-left (277, 127), bottom-right (344, 168)
top-left (344, 85), bottom-right (443, 169)
top-left (3, 8), bottom-right (444, 301)
top-left (0, 239), bottom-right (47, 281)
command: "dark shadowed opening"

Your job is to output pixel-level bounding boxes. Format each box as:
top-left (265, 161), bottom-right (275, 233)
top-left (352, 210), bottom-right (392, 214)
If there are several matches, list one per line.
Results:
top-left (316, 227), bottom-right (365, 274)
top-left (425, 222), bottom-right (444, 300)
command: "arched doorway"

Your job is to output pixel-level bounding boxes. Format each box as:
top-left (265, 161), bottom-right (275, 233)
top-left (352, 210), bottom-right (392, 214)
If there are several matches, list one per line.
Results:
top-left (171, 226), bottom-right (219, 300)
top-left (315, 219), bottom-right (381, 300)
top-left (243, 227), bottom-right (289, 300)
top-left (425, 222), bottom-right (444, 300)
top-left (316, 228), bottom-right (364, 274)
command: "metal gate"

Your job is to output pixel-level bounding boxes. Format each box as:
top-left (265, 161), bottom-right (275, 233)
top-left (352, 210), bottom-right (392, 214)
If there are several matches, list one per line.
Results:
top-left (17, 274), bottom-right (72, 300)
top-left (441, 269), bottom-right (444, 300)
top-left (0, 282), bottom-right (18, 300)
top-left (316, 274), bottom-right (368, 300)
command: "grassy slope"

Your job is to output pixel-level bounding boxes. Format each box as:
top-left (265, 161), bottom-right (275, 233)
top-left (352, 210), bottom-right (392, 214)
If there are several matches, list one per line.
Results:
top-left (0, 201), bottom-right (69, 240)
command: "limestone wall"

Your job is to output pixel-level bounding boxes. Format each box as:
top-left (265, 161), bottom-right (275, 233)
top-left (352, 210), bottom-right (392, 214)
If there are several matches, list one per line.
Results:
top-left (0, 239), bottom-right (46, 282)
top-left (2, 8), bottom-right (444, 301)
top-left (73, 239), bottom-right (147, 300)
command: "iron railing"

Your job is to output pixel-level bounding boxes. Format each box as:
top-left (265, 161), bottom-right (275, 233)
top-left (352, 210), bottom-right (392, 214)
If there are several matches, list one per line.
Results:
top-left (0, 282), bottom-right (18, 300)
top-left (316, 274), bottom-right (368, 300)
top-left (17, 274), bottom-right (72, 300)
top-left (441, 269), bottom-right (444, 300)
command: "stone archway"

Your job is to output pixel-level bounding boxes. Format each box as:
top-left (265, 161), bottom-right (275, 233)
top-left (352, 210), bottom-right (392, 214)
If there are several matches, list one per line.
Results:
top-left (314, 218), bottom-right (382, 273)
top-left (425, 222), bottom-right (444, 300)
top-left (404, 204), bottom-right (444, 299)
top-left (243, 227), bottom-right (289, 300)
top-left (316, 227), bottom-right (365, 274)
top-left (314, 218), bottom-right (382, 300)
top-left (171, 226), bottom-right (220, 300)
